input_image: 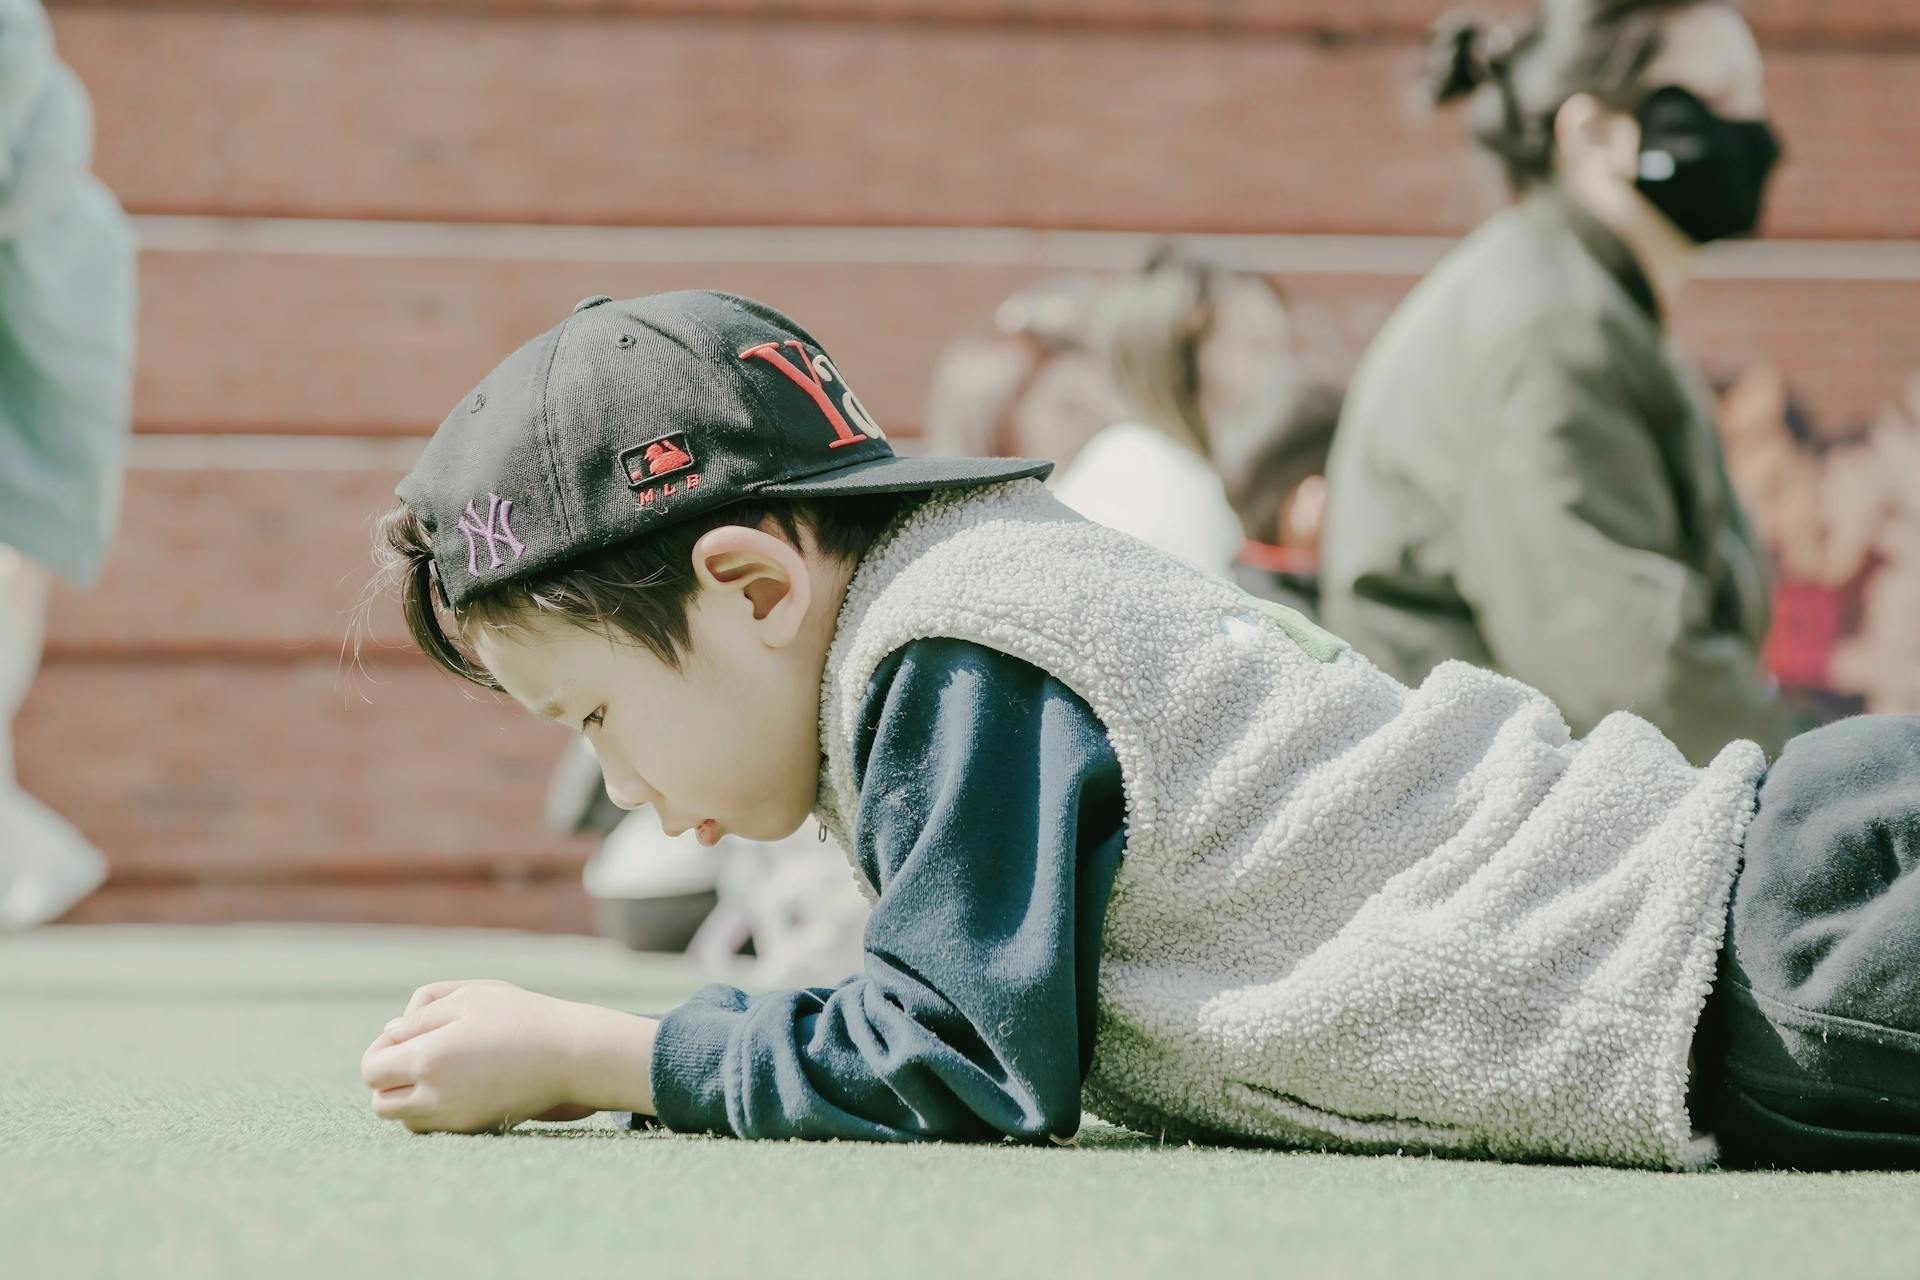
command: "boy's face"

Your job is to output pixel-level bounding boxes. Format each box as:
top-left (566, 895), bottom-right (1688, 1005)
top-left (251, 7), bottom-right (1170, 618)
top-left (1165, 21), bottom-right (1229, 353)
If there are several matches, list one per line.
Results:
top-left (473, 525), bottom-right (847, 848)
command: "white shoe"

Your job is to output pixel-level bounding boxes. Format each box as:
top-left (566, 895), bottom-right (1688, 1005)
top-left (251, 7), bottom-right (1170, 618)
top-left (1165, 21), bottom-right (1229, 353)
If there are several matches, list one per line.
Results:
top-left (691, 821), bottom-right (870, 987)
top-left (0, 784), bottom-right (108, 930)
top-left (584, 813), bottom-right (728, 953)
top-left (583, 813), bottom-right (727, 900)
top-left (583, 812), bottom-right (870, 984)
top-left (0, 547), bottom-right (105, 930)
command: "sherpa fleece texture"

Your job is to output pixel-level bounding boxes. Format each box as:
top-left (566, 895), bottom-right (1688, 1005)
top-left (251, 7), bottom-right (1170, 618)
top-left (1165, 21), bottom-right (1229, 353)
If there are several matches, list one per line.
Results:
top-left (814, 480), bottom-right (1767, 1168)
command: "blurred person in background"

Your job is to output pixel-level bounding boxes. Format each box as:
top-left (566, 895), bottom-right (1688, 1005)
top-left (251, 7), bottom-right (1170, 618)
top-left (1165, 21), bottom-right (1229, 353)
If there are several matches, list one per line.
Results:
top-left (1053, 246), bottom-right (1295, 577)
top-left (0, 0), bottom-right (138, 928)
top-left (1213, 375), bottom-right (1345, 617)
top-left (919, 273), bottom-right (1126, 469)
top-left (1321, 0), bottom-right (1789, 765)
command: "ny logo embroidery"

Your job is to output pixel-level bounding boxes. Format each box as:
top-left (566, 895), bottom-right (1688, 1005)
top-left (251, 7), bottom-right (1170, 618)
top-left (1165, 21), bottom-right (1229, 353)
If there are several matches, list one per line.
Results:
top-left (455, 493), bottom-right (525, 576)
top-left (738, 340), bottom-right (887, 449)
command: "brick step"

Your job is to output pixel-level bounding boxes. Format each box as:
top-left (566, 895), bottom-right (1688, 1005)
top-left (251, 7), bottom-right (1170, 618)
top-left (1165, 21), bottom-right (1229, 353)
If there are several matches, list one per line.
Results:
top-left (15, 660), bottom-right (594, 876)
top-left (128, 250), bottom-right (1920, 438)
top-left (131, 250), bottom-right (1041, 438)
top-left (43, 467), bottom-right (409, 657)
top-left (49, 0), bottom-right (1920, 42)
top-left (58, 878), bottom-right (598, 933)
top-left (53, 8), bottom-right (1919, 238)
top-left (1666, 275), bottom-right (1920, 430)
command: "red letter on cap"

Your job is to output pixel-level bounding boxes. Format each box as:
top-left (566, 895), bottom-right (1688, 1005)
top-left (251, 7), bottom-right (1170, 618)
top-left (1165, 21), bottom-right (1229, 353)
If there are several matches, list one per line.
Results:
top-left (739, 340), bottom-right (870, 450)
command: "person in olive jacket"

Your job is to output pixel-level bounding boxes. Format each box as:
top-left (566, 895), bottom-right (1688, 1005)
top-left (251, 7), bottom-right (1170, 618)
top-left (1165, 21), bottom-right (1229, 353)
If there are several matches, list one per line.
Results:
top-left (1322, 0), bottom-right (1789, 765)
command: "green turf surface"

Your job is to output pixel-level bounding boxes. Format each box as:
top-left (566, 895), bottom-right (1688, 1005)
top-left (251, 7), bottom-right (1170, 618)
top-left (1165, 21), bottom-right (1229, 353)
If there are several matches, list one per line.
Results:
top-left (5, 925), bottom-right (1917, 1279)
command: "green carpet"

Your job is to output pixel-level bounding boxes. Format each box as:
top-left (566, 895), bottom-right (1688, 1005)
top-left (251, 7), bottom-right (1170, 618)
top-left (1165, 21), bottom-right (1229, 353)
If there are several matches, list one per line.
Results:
top-left (4, 925), bottom-right (1916, 1280)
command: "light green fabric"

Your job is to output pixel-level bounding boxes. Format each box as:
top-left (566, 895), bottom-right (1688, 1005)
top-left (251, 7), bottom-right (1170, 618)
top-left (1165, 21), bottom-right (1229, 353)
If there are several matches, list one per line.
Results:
top-left (0, 3), bottom-right (136, 587)
top-left (1243, 594), bottom-right (1347, 663)
top-left (0, 0), bottom-right (57, 194)
top-left (1323, 188), bottom-right (1786, 766)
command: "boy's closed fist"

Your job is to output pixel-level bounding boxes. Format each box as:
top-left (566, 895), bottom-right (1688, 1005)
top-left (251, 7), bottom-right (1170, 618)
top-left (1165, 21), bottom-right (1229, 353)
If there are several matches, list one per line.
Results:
top-left (360, 979), bottom-right (597, 1134)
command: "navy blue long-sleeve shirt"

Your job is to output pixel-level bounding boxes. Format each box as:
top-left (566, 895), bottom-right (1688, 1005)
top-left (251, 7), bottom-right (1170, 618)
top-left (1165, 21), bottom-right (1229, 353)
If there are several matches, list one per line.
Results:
top-left (646, 637), bottom-right (1127, 1141)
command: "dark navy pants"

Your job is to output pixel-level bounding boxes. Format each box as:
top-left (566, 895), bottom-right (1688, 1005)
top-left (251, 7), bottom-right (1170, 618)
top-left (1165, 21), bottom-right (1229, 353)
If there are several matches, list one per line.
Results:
top-left (1694, 715), bottom-right (1920, 1170)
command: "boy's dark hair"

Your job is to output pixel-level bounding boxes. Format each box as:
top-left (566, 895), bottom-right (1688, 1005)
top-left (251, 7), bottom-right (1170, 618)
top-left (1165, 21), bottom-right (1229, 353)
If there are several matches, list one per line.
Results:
top-left (369, 493), bottom-right (906, 690)
top-left (1423, 0), bottom-right (1705, 191)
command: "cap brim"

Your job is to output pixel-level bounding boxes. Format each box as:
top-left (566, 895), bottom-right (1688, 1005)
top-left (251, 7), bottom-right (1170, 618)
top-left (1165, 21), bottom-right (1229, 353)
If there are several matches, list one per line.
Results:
top-left (756, 453), bottom-right (1053, 498)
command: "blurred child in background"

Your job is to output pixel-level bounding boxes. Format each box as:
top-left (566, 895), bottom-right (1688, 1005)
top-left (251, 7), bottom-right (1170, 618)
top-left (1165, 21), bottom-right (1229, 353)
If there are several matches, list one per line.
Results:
top-left (920, 273), bottom-right (1125, 470)
top-left (1053, 247), bottom-right (1293, 577)
top-left (0, 0), bottom-right (137, 929)
top-left (1214, 374), bottom-right (1344, 617)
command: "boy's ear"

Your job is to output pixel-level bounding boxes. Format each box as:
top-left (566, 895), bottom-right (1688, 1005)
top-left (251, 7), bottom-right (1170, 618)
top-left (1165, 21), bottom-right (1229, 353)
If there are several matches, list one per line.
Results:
top-left (689, 524), bottom-right (813, 648)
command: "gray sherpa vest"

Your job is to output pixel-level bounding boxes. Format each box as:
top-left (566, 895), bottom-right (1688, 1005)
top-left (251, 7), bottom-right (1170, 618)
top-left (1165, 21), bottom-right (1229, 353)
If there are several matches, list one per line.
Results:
top-left (813, 480), bottom-right (1766, 1168)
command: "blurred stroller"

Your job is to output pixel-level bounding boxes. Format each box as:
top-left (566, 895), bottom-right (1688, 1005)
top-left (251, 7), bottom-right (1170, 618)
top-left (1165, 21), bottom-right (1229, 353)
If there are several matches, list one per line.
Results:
top-left (546, 740), bottom-right (870, 987)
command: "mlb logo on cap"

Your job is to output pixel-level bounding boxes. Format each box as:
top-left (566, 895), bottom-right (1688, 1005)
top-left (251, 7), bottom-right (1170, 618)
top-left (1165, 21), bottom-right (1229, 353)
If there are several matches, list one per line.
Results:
top-left (622, 434), bottom-right (696, 487)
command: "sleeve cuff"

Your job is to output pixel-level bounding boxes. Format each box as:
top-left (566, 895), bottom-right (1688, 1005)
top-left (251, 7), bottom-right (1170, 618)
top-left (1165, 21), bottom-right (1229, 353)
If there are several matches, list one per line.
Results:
top-left (648, 983), bottom-right (748, 1136)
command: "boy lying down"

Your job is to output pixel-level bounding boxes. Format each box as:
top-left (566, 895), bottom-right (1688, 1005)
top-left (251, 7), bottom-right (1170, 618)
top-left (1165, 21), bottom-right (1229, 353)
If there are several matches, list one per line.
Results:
top-left (361, 292), bottom-right (1920, 1171)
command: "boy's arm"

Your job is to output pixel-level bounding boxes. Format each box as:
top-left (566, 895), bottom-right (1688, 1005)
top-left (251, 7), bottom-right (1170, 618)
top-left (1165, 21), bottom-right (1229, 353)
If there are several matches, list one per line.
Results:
top-left (568, 1002), bottom-right (658, 1116)
top-left (642, 638), bottom-right (1126, 1142)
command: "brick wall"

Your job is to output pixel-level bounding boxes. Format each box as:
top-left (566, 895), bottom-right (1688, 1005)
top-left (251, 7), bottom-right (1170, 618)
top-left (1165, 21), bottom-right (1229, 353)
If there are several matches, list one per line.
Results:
top-left (24, 0), bottom-right (1920, 929)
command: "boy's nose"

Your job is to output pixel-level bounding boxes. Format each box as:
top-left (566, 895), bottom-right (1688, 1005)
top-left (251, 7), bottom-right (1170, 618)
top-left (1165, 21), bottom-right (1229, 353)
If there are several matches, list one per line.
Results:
top-left (594, 755), bottom-right (649, 812)
top-left (605, 785), bottom-right (648, 813)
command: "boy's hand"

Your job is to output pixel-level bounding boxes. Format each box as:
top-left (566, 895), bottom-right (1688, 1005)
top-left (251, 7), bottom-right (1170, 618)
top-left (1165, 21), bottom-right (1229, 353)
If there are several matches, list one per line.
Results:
top-left (360, 979), bottom-right (596, 1134)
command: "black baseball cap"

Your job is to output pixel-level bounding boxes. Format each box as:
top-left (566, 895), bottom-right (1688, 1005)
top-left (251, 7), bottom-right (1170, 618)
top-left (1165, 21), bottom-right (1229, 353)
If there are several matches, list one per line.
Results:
top-left (397, 290), bottom-right (1052, 608)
